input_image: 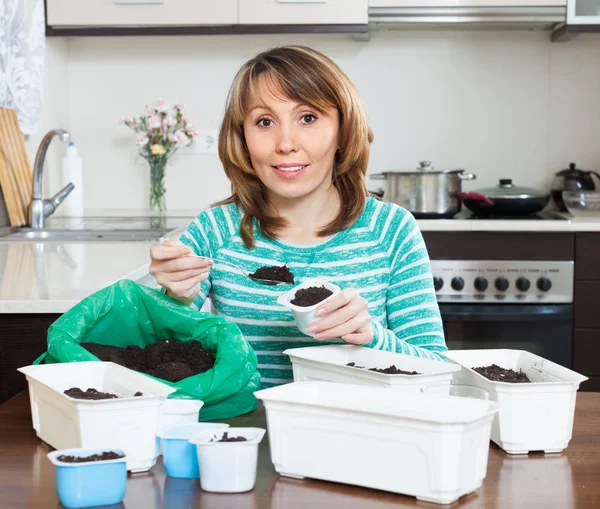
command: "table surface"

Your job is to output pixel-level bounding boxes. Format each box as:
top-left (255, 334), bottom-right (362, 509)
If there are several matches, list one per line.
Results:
top-left (1, 391), bottom-right (599, 509)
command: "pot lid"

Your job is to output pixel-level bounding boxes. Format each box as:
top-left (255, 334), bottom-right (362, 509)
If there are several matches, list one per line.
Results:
top-left (381, 160), bottom-right (464, 175)
top-left (476, 179), bottom-right (548, 199)
top-left (556, 162), bottom-right (590, 177)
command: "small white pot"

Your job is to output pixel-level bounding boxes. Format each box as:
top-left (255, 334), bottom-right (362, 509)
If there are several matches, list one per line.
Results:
top-left (189, 427), bottom-right (266, 493)
top-left (277, 279), bottom-right (341, 337)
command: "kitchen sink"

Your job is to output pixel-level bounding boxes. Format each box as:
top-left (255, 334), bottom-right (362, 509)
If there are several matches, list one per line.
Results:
top-left (0, 228), bottom-right (175, 242)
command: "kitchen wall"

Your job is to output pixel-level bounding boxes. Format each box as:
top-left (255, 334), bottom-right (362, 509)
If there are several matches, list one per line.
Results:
top-left (44, 30), bottom-right (600, 213)
top-left (25, 37), bottom-right (70, 203)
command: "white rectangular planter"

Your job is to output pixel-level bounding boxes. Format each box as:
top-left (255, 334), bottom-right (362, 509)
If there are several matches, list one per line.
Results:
top-left (443, 349), bottom-right (588, 454)
top-left (18, 361), bottom-right (175, 472)
top-left (255, 381), bottom-right (499, 505)
top-left (284, 345), bottom-right (460, 391)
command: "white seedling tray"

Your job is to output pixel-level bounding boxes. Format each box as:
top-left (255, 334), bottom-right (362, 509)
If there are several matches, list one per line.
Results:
top-left (18, 361), bottom-right (176, 472)
top-left (255, 381), bottom-right (499, 505)
top-left (443, 349), bottom-right (588, 454)
top-left (284, 345), bottom-right (460, 391)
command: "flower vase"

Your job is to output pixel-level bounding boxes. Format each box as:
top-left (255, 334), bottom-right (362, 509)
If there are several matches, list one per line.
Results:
top-left (149, 156), bottom-right (167, 228)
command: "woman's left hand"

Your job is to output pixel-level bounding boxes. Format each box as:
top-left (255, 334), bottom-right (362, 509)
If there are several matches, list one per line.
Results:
top-left (306, 288), bottom-right (373, 344)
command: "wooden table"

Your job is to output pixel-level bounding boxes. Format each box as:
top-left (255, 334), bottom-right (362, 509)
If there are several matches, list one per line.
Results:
top-left (1, 392), bottom-right (599, 509)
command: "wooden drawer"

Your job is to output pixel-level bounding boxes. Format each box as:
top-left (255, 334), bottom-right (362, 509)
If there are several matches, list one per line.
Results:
top-left (580, 376), bottom-right (600, 392)
top-left (239, 0), bottom-right (368, 25)
top-left (47, 0), bottom-right (237, 27)
top-left (576, 233), bottom-right (600, 280)
top-left (0, 314), bottom-right (59, 405)
top-left (575, 281), bottom-right (600, 328)
top-left (574, 329), bottom-right (600, 376)
top-left (422, 232), bottom-right (574, 261)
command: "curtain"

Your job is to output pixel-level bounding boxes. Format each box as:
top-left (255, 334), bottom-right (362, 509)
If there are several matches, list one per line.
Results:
top-left (0, 0), bottom-right (45, 136)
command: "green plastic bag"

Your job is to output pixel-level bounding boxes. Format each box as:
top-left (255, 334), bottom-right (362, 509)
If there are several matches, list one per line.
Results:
top-left (34, 279), bottom-right (260, 420)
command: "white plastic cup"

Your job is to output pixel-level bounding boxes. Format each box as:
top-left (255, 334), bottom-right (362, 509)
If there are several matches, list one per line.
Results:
top-left (421, 384), bottom-right (490, 400)
top-left (277, 279), bottom-right (341, 338)
top-left (189, 427), bottom-right (266, 493)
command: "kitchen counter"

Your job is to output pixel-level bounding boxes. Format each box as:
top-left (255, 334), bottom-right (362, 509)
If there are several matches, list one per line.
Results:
top-left (0, 215), bottom-right (192, 313)
top-left (416, 212), bottom-right (600, 232)
top-left (0, 391), bottom-right (598, 509)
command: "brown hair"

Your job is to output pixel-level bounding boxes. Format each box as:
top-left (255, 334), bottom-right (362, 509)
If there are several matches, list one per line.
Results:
top-left (217, 45), bottom-right (374, 248)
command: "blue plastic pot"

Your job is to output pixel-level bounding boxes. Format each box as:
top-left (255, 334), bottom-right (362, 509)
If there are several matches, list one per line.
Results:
top-left (159, 423), bottom-right (229, 478)
top-left (47, 448), bottom-right (127, 508)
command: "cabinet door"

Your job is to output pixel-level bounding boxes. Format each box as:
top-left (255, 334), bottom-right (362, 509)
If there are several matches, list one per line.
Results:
top-left (567, 0), bottom-right (600, 24)
top-left (239, 0), bottom-right (368, 25)
top-left (47, 0), bottom-right (237, 27)
top-left (369, 1), bottom-right (565, 6)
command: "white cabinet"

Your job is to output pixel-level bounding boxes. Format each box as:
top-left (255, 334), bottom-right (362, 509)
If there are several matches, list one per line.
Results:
top-left (369, 1), bottom-right (566, 6)
top-left (239, 0), bottom-right (368, 25)
top-left (567, 0), bottom-right (600, 24)
top-left (46, 0), bottom-right (237, 27)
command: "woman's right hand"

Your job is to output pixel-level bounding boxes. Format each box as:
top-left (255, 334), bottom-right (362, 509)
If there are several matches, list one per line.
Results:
top-left (149, 240), bottom-right (213, 305)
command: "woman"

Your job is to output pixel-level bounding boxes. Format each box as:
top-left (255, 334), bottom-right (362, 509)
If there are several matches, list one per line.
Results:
top-left (150, 45), bottom-right (446, 388)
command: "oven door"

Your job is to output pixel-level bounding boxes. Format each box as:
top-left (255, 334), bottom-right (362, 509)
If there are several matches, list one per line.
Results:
top-left (439, 303), bottom-right (574, 368)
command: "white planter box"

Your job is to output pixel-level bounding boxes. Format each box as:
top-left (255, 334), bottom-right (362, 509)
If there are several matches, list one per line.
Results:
top-left (284, 345), bottom-right (460, 391)
top-left (443, 349), bottom-right (588, 454)
top-left (255, 381), bottom-right (499, 505)
top-left (18, 361), bottom-right (176, 472)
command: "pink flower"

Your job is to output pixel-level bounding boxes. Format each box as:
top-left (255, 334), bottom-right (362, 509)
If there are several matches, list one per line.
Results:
top-left (148, 115), bottom-right (162, 129)
top-left (173, 104), bottom-right (185, 111)
top-left (136, 133), bottom-right (149, 146)
top-left (174, 130), bottom-right (188, 146)
top-left (164, 115), bottom-right (177, 127)
top-left (153, 98), bottom-right (170, 113)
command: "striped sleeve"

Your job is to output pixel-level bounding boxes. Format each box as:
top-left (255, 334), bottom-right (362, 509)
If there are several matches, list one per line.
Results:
top-left (178, 204), bottom-right (239, 308)
top-left (365, 207), bottom-right (447, 361)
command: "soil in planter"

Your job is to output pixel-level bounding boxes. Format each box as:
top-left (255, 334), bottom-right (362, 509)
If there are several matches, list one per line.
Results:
top-left (473, 364), bottom-right (532, 383)
top-left (212, 432), bottom-right (248, 443)
top-left (57, 451), bottom-right (124, 463)
top-left (64, 387), bottom-right (120, 400)
top-left (81, 339), bottom-right (215, 383)
top-left (346, 362), bottom-right (420, 375)
top-left (291, 286), bottom-right (333, 307)
top-left (250, 265), bottom-right (295, 284)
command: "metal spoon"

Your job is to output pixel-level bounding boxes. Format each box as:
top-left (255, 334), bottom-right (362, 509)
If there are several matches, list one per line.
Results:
top-left (187, 253), bottom-right (291, 286)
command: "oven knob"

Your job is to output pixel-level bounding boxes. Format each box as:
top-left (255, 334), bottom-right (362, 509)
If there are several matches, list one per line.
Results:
top-left (516, 277), bottom-right (531, 292)
top-left (537, 277), bottom-right (552, 292)
top-left (495, 277), bottom-right (509, 292)
top-left (474, 277), bottom-right (488, 291)
top-left (433, 277), bottom-right (443, 291)
top-left (451, 277), bottom-right (465, 291)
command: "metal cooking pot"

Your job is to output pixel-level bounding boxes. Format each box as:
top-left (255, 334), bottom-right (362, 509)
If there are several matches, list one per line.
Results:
top-left (457, 179), bottom-right (551, 217)
top-left (370, 161), bottom-right (476, 218)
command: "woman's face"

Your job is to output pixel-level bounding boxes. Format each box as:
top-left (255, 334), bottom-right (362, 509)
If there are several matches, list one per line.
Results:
top-left (243, 75), bottom-right (340, 202)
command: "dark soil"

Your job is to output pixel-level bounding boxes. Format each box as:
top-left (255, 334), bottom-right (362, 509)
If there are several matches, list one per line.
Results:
top-left (291, 286), bottom-right (333, 307)
top-left (81, 339), bottom-right (215, 383)
top-left (473, 364), bottom-right (532, 383)
top-left (147, 362), bottom-right (194, 383)
top-left (212, 431), bottom-right (248, 443)
top-left (57, 451), bottom-right (124, 463)
top-left (64, 387), bottom-right (120, 400)
top-left (134, 392), bottom-right (143, 397)
top-left (346, 362), bottom-right (421, 375)
top-left (250, 265), bottom-right (294, 284)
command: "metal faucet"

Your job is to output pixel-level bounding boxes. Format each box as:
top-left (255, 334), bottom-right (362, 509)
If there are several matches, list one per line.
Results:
top-left (29, 129), bottom-right (74, 229)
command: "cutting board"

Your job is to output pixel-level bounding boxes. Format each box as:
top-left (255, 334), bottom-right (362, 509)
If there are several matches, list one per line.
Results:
top-left (0, 108), bottom-right (33, 226)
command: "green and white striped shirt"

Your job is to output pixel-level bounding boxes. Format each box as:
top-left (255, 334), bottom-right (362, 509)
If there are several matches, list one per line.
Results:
top-left (180, 197), bottom-right (447, 388)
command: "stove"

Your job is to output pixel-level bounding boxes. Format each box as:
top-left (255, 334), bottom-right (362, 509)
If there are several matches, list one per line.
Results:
top-left (431, 260), bottom-right (574, 303)
top-left (463, 212), bottom-right (568, 221)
